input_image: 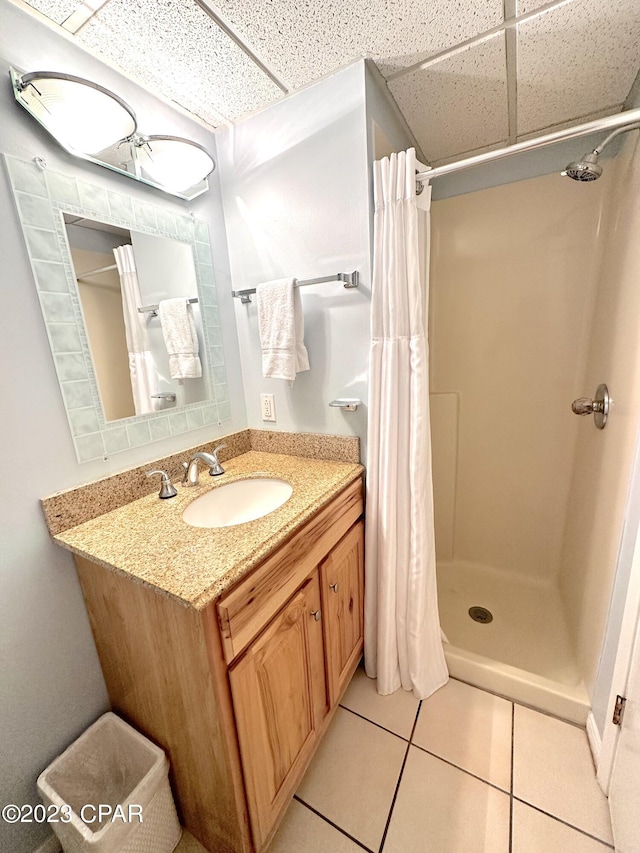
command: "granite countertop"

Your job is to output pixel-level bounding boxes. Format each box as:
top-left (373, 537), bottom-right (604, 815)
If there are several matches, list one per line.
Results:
top-left (53, 451), bottom-right (363, 610)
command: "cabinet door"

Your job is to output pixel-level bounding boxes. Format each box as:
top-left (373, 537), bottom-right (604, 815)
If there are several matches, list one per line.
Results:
top-left (229, 572), bottom-right (327, 849)
top-left (321, 520), bottom-right (365, 706)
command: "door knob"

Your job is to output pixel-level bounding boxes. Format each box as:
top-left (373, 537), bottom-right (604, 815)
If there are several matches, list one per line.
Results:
top-left (571, 383), bottom-right (609, 429)
top-left (311, 609), bottom-right (321, 622)
top-left (329, 583), bottom-right (339, 593)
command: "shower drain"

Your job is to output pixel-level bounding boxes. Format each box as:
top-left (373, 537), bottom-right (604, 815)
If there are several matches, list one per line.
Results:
top-left (469, 606), bottom-right (493, 624)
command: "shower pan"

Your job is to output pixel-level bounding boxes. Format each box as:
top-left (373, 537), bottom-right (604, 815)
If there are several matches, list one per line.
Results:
top-left (437, 561), bottom-right (589, 721)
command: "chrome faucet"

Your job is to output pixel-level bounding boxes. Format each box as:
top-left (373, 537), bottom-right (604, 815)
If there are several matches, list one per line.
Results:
top-left (182, 444), bottom-right (227, 485)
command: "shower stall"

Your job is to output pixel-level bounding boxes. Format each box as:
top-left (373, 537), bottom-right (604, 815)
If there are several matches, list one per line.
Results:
top-left (428, 127), bottom-right (640, 724)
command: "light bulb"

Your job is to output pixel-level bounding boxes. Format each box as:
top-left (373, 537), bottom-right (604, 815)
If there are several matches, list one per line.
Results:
top-left (137, 136), bottom-right (215, 193)
top-left (19, 73), bottom-right (136, 155)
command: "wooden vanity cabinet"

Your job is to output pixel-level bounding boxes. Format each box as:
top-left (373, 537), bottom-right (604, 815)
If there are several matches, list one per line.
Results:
top-left (229, 573), bottom-right (328, 848)
top-left (320, 519), bottom-right (365, 706)
top-left (74, 477), bottom-right (364, 853)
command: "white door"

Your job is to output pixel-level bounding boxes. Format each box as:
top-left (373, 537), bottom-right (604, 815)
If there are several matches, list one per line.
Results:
top-left (608, 602), bottom-right (640, 851)
top-left (597, 426), bottom-right (640, 847)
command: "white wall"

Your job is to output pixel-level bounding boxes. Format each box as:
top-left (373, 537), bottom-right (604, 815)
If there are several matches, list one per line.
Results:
top-left (0, 3), bottom-right (245, 850)
top-left (217, 60), bottom-right (418, 459)
top-left (217, 63), bottom-right (371, 453)
top-left (364, 60), bottom-right (424, 162)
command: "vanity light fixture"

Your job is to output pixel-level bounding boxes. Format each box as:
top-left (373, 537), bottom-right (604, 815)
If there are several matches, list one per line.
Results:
top-left (135, 135), bottom-right (215, 193)
top-left (13, 70), bottom-right (137, 155)
top-left (10, 68), bottom-right (216, 200)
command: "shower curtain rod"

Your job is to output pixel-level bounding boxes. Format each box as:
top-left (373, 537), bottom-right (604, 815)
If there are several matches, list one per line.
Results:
top-left (416, 106), bottom-right (640, 184)
top-left (76, 263), bottom-right (117, 280)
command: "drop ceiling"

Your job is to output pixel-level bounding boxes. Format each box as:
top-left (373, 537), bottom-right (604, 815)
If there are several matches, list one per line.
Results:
top-left (21, 0), bottom-right (640, 165)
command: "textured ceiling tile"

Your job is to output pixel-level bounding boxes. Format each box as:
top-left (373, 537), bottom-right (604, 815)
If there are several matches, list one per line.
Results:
top-left (214, 0), bottom-right (504, 86)
top-left (516, 104), bottom-right (621, 141)
top-left (517, 0), bottom-right (640, 135)
top-left (77, 0), bottom-right (283, 126)
top-left (517, 0), bottom-right (577, 13)
top-left (24, 0), bottom-right (83, 24)
top-left (388, 35), bottom-right (509, 164)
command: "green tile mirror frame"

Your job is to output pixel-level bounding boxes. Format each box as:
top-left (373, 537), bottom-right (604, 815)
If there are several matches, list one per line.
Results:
top-left (6, 154), bottom-right (230, 463)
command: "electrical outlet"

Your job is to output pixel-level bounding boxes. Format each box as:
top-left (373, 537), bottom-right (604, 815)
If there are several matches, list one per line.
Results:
top-left (261, 393), bottom-right (276, 422)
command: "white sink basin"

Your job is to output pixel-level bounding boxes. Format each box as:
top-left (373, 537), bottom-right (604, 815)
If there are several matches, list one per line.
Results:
top-left (182, 478), bottom-right (293, 528)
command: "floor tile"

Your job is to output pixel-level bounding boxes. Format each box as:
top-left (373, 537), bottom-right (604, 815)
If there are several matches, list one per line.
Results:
top-left (295, 706), bottom-right (406, 851)
top-left (269, 799), bottom-right (364, 853)
top-left (340, 664), bottom-right (420, 739)
top-left (384, 746), bottom-right (510, 852)
top-left (513, 705), bottom-right (613, 844)
top-left (512, 800), bottom-right (612, 852)
top-left (412, 678), bottom-right (512, 791)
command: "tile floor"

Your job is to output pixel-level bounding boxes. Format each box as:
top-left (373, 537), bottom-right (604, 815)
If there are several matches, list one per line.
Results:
top-left (178, 668), bottom-right (614, 852)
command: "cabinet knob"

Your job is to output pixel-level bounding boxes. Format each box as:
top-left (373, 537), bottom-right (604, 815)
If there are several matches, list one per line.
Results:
top-left (329, 582), bottom-right (339, 593)
top-left (311, 609), bottom-right (321, 622)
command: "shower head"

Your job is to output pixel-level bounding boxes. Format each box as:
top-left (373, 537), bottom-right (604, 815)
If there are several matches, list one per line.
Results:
top-left (562, 121), bottom-right (640, 181)
top-left (562, 151), bottom-right (603, 181)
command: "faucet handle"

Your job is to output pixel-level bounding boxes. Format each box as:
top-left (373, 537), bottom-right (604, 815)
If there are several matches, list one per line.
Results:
top-left (146, 469), bottom-right (178, 499)
top-left (208, 444), bottom-right (227, 476)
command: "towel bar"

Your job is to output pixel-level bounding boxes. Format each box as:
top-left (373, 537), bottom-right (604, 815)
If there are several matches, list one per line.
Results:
top-left (232, 271), bottom-right (359, 304)
top-left (138, 297), bottom-right (199, 317)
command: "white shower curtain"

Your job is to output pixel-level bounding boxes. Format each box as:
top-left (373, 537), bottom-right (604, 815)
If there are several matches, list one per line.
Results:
top-left (113, 245), bottom-right (157, 415)
top-left (364, 148), bottom-right (449, 699)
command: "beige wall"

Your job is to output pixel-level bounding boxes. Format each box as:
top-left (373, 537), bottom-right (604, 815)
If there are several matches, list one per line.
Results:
top-left (74, 248), bottom-right (135, 421)
top-left (560, 134), bottom-right (640, 692)
top-left (429, 171), bottom-right (609, 581)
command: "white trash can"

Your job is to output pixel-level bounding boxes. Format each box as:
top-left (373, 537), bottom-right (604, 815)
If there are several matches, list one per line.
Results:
top-left (37, 712), bottom-right (182, 853)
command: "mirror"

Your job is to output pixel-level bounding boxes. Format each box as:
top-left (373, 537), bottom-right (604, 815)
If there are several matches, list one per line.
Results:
top-left (64, 214), bottom-right (210, 422)
top-left (6, 154), bottom-right (230, 463)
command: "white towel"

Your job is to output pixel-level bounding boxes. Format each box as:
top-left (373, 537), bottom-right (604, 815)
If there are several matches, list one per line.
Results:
top-left (158, 298), bottom-right (202, 379)
top-left (257, 278), bottom-right (310, 382)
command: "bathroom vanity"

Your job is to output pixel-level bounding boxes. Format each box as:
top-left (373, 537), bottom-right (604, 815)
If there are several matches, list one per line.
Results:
top-left (51, 451), bottom-right (364, 852)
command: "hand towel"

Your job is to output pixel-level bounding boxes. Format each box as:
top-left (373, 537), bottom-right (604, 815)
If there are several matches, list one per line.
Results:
top-left (158, 298), bottom-right (202, 379)
top-left (257, 278), bottom-right (310, 382)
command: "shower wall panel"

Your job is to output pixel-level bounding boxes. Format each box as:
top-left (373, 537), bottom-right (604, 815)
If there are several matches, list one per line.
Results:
top-left (430, 392), bottom-right (458, 561)
top-left (560, 134), bottom-right (640, 695)
top-left (429, 173), bottom-right (607, 581)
